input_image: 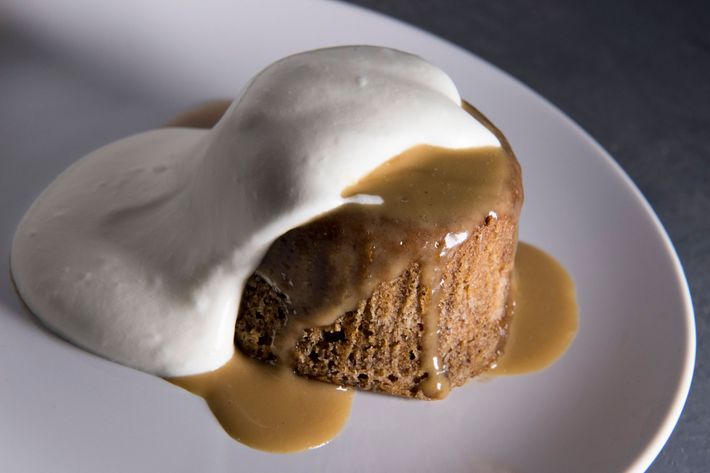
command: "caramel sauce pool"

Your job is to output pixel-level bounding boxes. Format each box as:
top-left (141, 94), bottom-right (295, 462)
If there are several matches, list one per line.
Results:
top-left (162, 100), bottom-right (579, 450)
top-left (168, 350), bottom-right (353, 453)
top-left (493, 242), bottom-right (579, 375)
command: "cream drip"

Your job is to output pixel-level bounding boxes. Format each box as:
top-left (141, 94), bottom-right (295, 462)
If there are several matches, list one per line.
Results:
top-left (10, 46), bottom-right (500, 376)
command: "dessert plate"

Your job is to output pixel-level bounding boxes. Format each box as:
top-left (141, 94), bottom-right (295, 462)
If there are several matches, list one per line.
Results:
top-left (0, 1), bottom-right (694, 472)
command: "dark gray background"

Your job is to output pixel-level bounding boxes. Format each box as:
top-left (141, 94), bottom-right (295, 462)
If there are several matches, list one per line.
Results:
top-left (342, 0), bottom-right (708, 471)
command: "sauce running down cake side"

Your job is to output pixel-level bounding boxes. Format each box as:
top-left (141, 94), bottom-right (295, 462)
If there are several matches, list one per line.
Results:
top-left (236, 103), bottom-right (522, 399)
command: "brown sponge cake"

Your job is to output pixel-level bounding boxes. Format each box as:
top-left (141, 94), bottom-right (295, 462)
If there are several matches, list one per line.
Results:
top-left (235, 102), bottom-right (523, 399)
top-left (237, 214), bottom-right (518, 398)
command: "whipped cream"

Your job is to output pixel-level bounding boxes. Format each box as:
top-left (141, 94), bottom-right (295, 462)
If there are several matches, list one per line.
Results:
top-left (11, 46), bottom-right (500, 376)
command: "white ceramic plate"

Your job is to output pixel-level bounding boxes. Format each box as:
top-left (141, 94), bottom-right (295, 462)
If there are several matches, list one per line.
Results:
top-left (0, 1), bottom-right (695, 472)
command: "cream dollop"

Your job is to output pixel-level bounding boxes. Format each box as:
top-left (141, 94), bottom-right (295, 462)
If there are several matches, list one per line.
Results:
top-left (11, 46), bottom-right (500, 376)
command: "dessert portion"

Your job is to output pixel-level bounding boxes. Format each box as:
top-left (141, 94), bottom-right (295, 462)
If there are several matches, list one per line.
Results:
top-left (11, 46), bottom-right (499, 378)
top-left (10, 45), bottom-right (578, 452)
top-left (236, 103), bottom-right (522, 399)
